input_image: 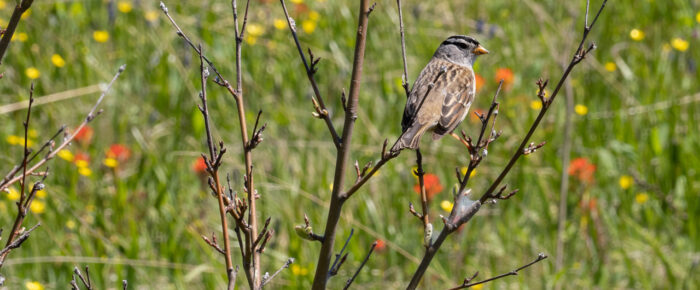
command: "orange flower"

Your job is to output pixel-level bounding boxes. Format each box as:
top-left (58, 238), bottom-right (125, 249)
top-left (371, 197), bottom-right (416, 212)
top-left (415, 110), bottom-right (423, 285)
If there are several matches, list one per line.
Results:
top-left (73, 126), bottom-right (93, 145)
top-left (568, 157), bottom-right (596, 183)
top-left (474, 74), bottom-right (484, 92)
top-left (494, 68), bottom-right (514, 88)
top-left (107, 144), bottom-right (131, 161)
top-left (192, 156), bottom-right (208, 173)
top-left (374, 239), bottom-right (386, 252)
top-left (413, 173), bottom-right (443, 201)
top-left (74, 152), bottom-right (90, 167)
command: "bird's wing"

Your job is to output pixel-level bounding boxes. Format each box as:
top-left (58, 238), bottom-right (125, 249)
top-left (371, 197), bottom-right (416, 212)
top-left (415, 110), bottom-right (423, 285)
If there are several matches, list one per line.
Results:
top-left (400, 58), bottom-right (449, 132)
top-left (433, 64), bottom-right (474, 136)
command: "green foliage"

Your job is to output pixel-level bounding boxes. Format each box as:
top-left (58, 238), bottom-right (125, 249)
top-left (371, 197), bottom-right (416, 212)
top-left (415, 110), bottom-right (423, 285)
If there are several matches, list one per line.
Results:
top-left (0, 0), bottom-right (698, 288)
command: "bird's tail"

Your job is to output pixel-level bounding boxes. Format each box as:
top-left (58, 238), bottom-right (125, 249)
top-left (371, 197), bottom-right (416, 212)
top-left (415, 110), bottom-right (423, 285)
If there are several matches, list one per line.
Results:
top-left (390, 124), bottom-right (428, 153)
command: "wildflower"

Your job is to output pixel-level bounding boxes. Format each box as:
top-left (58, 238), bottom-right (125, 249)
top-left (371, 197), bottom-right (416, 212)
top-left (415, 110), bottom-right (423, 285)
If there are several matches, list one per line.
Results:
top-left (568, 157), bottom-right (596, 183)
top-left (494, 68), bottom-right (514, 88)
top-left (671, 38), bottom-right (689, 52)
top-left (460, 167), bottom-right (476, 178)
top-left (21, 8), bottom-right (31, 19)
top-left (193, 156), bottom-right (208, 173)
top-left (246, 23), bottom-right (265, 37)
top-left (57, 149), bottom-right (75, 162)
top-left (73, 126), bottom-right (93, 144)
top-left (474, 74), bottom-right (484, 92)
top-left (440, 200), bottom-right (453, 212)
top-left (301, 20), bottom-right (316, 34)
top-left (25, 67), bottom-right (40, 79)
top-left (29, 200), bottom-right (45, 214)
top-left (144, 10), bottom-right (158, 22)
top-left (574, 104), bottom-right (588, 116)
top-left (413, 173), bottom-right (443, 201)
top-left (6, 187), bottom-right (20, 201)
top-left (107, 144), bottom-right (131, 161)
top-left (6, 135), bottom-right (33, 147)
top-left (635, 193), bottom-right (649, 204)
top-left (619, 175), bottom-right (633, 190)
top-left (604, 62), bottom-right (616, 72)
top-left (374, 239), bottom-right (386, 252)
top-left (117, 1), bottom-right (132, 13)
top-left (25, 281), bottom-right (44, 290)
top-left (697, 12), bottom-right (700, 23)
top-left (104, 158), bottom-right (119, 168)
top-left (78, 167), bottom-right (92, 177)
top-left (0, 1), bottom-right (6, 9)
top-left (35, 186), bottom-right (46, 198)
top-left (308, 10), bottom-right (320, 21)
top-left (629, 29), bottom-right (644, 41)
top-left (93, 30), bottom-right (109, 42)
top-left (530, 100), bottom-right (542, 110)
top-left (66, 220), bottom-right (76, 229)
top-left (244, 35), bottom-right (257, 45)
top-left (74, 153), bottom-right (90, 168)
top-left (51, 54), bottom-right (66, 67)
top-left (290, 0), bottom-right (303, 3)
top-left (291, 264), bottom-right (308, 276)
top-left (273, 18), bottom-right (287, 30)
top-left (16, 32), bottom-right (28, 42)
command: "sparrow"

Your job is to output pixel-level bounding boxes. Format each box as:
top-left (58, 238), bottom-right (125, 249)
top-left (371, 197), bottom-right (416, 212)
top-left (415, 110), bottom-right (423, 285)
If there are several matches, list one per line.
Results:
top-left (391, 35), bottom-right (488, 152)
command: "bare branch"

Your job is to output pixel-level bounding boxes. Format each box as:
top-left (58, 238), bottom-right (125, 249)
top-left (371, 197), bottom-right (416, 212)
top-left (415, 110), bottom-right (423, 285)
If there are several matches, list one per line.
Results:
top-left (343, 241), bottom-right (378, 290)
top-left (448, 254), bottom-right (548, 290)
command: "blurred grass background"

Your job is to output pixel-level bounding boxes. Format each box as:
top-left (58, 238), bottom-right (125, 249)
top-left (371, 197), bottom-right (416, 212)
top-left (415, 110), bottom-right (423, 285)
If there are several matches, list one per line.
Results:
top-left (0, 0), bottom-right (698, 288)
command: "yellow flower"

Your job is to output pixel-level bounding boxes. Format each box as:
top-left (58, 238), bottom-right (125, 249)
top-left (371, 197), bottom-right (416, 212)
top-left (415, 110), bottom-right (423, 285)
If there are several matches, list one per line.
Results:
top-left (697, 12), bottom-right (700, 23)
top-left (629, 29), bottom-right (644, 41)
top-left (0, 1), bottom-right (6, 10)
top-left (57, 149), bottom-right (74, 162)
top-left (25, 281), bottom-right (44, 290)
top-left (28, 129), bottom-right (38, 138)
top-left (66, 220), bottom-right (76, 229)
top-left (290, 0), bottom-right (303, 3)
top-left (6, 135), bottom-right (34, 146)
top-left (16, 32), bottom-right (28, 42)
top-left (619, 175), bottom-right (633, 190)
top-left (273, 18), bottom-right (287, 30)
top-left (635, 193), bottom-right (649, 204)
top-left (117, 1), bottom-right (132, 13)
top-left (440, 200), bottom-right (453, 212)
top-left (104, 157), bottom-right (119, 168)
top-left (75, 159), bottom-right (89, 168)
top-left (35, 187), bottom-right (46, 199)
top-left (244, 35), bottom-right (257, 45)
top-left (25, 67), bottom-right (40, 79)
top-left (21, 8), bottom-right (31, 19)
top-left (574, 104), bottom-right (588, 116)
top-left (78, 167), bottom-right (92, 177)
top-left (604, 62), bottom-right (616, 72)
top-left (308, 11), bottom-right (320, 21)
top-left (460, 167), bottom-right (476, 178)
top-left (471, 284), bottom-right (483, 290)
top-left (51, 54), bottom-right (66, 67)
top-left (144, 10), bottom-right (159, 22)
top-left (246, 23), bottom-right (265, 37)
top-left (29, 200), bottom-right (45, 214)
top-left (291, 264), bottom-right (308, 275)
top-left (7, 187), bottom-right (20, 201)
top-left (530, 100), bottom-right (542, 110)
top-left (301, 20), bottom-right (316, 34)
top-left (93, 30), bottom-right (109, 42)
top-left (671, 38), bottom-right (689, 52)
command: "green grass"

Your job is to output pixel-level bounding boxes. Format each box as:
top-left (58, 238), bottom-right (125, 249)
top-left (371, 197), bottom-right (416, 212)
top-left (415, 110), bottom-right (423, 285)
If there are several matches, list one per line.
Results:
top-left (0, 0), bottom-right (698, 288)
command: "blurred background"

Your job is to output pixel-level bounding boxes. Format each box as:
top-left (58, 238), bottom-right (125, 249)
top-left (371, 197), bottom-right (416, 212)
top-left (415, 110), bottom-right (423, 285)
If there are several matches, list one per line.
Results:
top-left (0, 0), bottom-right (698, 288)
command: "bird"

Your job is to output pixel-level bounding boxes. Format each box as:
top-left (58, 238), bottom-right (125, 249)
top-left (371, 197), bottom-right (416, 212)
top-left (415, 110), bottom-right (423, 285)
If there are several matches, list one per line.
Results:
top-left (391, 35), bottom-right (488, 152)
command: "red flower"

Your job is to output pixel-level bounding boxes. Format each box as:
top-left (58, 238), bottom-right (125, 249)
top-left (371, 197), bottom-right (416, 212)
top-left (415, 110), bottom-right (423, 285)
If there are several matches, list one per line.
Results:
top-left (107, 144), bottom-right (131, 161)
top-left (494, 68), bottom-right (514, 88)
top-left (413, 173), bottom-right (443, 201)
top-left (74, 152), bottom-right (90, 164)
top-left (192, 157), bottom-right (208, 173)
top-left (474, 74), bottom-right (484, 92)
top-left (374, 239), bottom-right (386, 252)
top-left (568, 157), bottom-right (596, 183)
top-left (73, 126), bottom-right (93, 144)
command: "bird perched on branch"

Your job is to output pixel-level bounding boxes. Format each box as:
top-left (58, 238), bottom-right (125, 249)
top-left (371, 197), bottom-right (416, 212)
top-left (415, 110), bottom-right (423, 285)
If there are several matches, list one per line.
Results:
top-left (391, 35), bottom-right (488, 152)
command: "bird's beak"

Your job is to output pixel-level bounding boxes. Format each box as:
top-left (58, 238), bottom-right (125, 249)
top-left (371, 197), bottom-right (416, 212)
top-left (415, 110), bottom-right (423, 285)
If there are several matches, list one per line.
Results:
top-left (472, 45), bottom-right (489, 55)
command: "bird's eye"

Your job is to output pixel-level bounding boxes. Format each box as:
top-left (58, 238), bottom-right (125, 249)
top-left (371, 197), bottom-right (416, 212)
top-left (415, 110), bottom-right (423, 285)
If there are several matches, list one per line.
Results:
top-left (454, 42), bottom-right (470, 50)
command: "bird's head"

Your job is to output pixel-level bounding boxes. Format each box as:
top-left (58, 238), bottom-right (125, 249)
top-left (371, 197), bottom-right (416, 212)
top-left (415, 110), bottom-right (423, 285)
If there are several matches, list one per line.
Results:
top-left (434, 35), bottom-right (488, 67)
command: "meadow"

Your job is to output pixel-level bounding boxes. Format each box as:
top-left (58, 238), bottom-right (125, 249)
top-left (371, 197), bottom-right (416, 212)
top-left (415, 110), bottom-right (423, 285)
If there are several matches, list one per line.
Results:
top-left (0, 0), bottom-right (698, 289)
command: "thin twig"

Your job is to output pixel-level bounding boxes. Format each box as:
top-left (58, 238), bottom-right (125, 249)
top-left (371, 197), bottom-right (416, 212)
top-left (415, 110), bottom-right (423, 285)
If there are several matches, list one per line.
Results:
top-left (0, 0), bottom-right (33, 65)
top-left (448, 254), bottom-right (548, 290)
top-left (396, 0), bottom-right (410, 97)
top-left (343, 241), bottom-right (378, 290)
top-left (261, 258), bottom-right (294, 287)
